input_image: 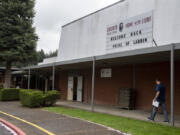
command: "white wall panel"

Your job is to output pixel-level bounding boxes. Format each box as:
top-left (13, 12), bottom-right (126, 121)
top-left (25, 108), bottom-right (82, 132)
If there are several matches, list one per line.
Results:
top-left (57, 0), bottom-right (180, 62)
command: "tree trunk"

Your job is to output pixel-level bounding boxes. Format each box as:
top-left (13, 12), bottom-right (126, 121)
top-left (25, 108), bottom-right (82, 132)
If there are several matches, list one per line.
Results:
top-left (4, 61), bottom-right (11, 88)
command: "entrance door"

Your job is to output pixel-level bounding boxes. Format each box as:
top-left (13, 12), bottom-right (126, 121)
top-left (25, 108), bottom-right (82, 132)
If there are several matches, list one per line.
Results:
top-left (77, 76), bottom-right (83, 102)
top-left (67, 76), bottom-right (74, 101)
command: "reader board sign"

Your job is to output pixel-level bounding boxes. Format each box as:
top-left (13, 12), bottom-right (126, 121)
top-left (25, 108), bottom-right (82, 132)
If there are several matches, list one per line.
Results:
top-left (106, 11), bottom-right (153, 53)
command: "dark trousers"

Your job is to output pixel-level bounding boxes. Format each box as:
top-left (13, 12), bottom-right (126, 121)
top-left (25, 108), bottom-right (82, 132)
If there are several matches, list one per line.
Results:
top-left (150, 102), bottom-right (169, 121)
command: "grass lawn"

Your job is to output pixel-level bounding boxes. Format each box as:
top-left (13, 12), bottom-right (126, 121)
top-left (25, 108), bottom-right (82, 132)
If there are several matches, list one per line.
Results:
top-left (44, 107), bottom-right (180, 135)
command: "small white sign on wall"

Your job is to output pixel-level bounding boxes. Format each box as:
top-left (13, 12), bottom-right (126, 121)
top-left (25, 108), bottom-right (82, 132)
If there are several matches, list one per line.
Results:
top-left (101, 68), bottom-right (112, 78)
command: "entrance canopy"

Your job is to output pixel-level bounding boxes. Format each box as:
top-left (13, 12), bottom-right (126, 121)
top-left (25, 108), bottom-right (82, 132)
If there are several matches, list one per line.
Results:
top-left (23, 43), bottom-right (180, 70)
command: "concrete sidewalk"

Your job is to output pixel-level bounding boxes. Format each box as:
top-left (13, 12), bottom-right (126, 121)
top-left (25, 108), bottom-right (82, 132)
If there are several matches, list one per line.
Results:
top-left (0, 102), bottom-right (124, 135)
top-left (56, 101), bottom-right (180, 127)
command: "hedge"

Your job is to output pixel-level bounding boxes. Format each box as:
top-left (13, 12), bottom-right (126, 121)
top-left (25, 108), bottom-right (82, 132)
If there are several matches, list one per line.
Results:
top-left (0, 88), bottom-right (20, 101)
top-left (43, 90), bottom-right (60, 106)
top-left (19, 90), bottom-right (44, 108)
top-left (19, 90), bottom-right (60, 108)
top-left (0, 84), bottom-right (3, 89)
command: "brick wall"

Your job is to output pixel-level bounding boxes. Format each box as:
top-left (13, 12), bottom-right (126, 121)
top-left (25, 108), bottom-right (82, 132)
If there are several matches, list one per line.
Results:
top-left (136, 61), bottom-right (180, 114)
top-left (58, 61), bottom-right (180, 114)
top-left (93, 65), bottom-right (133, 106)
top-left (58, 71), bottom-right (68, 100)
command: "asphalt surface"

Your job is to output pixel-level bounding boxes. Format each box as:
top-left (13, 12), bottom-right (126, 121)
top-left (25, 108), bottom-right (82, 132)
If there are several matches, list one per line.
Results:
top-left (0, 126), bottom-right (10, 135)
top-left (0, 122), bottom-right (14, 135)
top-left (0, 102), bottom-right (123, 135)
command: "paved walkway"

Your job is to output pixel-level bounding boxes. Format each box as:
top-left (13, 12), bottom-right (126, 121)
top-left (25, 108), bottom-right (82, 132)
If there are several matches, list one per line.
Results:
top-left (0, 102), bottom-right (124, 135)
top-left (57, 101), bottom-right (180, 127)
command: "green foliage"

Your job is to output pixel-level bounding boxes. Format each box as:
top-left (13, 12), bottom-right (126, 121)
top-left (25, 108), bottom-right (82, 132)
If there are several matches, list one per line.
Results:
top-left (37, 49), bottom-right (45, 63)
top-left (0, 0), bottom-right (38, 66)
top-left (19, 89), bottom-right (60, 108)
top-left (0, 88), bottom-right (20, 101)
top-left (19, 89), bottom-right (44, 108)
top-left (45, 49), bottom-right (58, 58)
top-left (0, 0), bottom-right (58, 68)
top-left (36, 49), bottom-right (58, 63)
top-left (43, 90), bottom-right (60, 106)
top-left (0, 84), bottom-right (3, 89)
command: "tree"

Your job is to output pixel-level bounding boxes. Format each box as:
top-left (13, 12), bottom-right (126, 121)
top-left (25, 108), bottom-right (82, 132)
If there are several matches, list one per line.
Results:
top-left (45, 49), bottom-right (58, 58)
top-left (37, 49), bottom-right (45, 63)
top-left (0, 0), bottom-right (38, 88)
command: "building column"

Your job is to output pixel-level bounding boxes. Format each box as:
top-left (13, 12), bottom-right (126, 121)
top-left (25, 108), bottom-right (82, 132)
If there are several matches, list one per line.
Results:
top-left (28, 68), bottom-right (31, 89)
top-left (91, 56), bottom-right (96, 112)
top-left (170, 44), bottom-right (175, 126)
top-left (36, 72), bottom-right (38, 89)
top-left (52, 64), bottom-right (55, 90)
top-left (21, 75), bottom-right (23, 88)
top-left (133, 64), bottom-right (136, 89)
top-left (45, 78), bottom-right (48, 92)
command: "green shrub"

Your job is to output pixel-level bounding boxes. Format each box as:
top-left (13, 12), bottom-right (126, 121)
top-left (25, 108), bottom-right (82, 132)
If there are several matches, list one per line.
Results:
top-left (43, 90), bottom-right (60, 106)
top-left (0, 84), bottom-right (3, 89)
top-left (19, 89), bottom-right (44, 108)
top-left (19, 89), bottom-right (60, 108)
top-left (0, 88), bottom-right (20, 101)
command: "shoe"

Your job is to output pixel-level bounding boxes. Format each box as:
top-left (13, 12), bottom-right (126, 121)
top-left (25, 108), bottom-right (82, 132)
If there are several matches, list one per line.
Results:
top-left (148, 117), bottom-right (154, 121)
top-left (163, 120), bottom-right (169, 123)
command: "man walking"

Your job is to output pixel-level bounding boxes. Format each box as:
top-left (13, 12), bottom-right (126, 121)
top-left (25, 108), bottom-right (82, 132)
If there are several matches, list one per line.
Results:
top-left (148, 79), bottom-right (169, 122)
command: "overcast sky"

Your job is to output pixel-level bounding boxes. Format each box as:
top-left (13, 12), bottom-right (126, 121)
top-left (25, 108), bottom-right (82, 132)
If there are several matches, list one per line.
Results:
top-left (34, 0), bottom-right (120, 53)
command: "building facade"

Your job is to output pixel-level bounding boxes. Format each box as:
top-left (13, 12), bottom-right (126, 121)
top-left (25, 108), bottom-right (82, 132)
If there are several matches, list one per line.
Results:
top-left (27, 0), bottom-right (180, 116)
top-left (55, 0), bottom-right (180, 114)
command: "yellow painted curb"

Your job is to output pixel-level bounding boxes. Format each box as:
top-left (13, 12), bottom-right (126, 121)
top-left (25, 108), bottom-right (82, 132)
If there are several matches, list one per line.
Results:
top-left (0, 110), bottom-right (55, 135)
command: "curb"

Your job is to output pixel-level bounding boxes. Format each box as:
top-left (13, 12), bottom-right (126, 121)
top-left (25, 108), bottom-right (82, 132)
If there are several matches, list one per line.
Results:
top-left (0, 118), bottom-right (26, 135)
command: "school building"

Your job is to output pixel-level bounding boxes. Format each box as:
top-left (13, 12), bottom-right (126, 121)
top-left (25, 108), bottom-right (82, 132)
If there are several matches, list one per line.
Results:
top-left (23, 0), bottom-right (180, 126)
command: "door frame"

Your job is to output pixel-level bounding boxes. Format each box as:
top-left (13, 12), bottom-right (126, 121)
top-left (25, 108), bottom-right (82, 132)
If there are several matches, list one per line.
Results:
top-left (67, 76), bottom-right (74, 101)
top-left (77, 76), bottom-right (83, 102)
top-left (67, 75), bottom-right (84, 102)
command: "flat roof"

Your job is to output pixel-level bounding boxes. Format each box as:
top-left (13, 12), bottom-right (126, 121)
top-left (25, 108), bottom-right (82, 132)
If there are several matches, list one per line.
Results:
top-left (62, 0), bottom-right (126, 28)
top-left (23, 43), bottom-right (180, 70)
top-left (0, 67), bottom-right (19, 71)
